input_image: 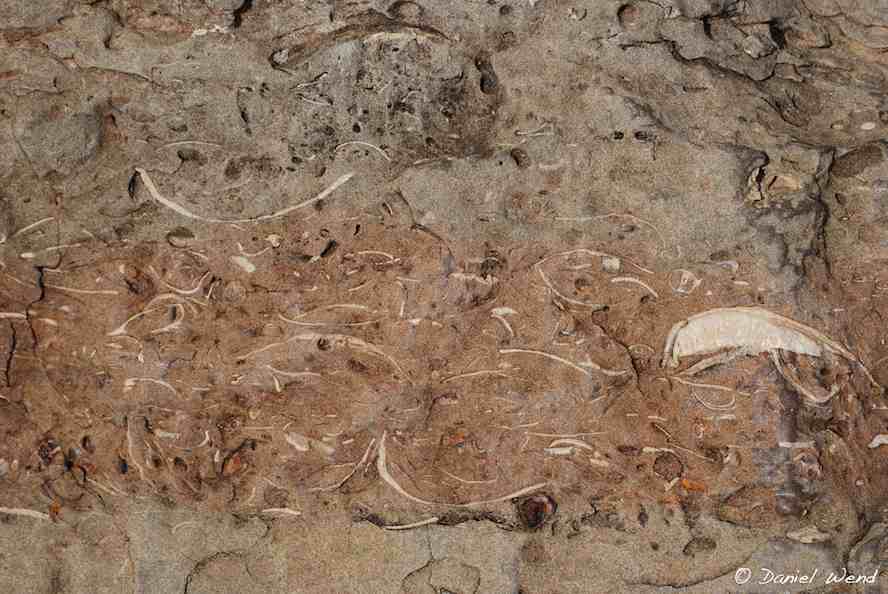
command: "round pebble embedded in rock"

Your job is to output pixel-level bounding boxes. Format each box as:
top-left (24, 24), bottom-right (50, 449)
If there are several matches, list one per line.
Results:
top-left (517, 494), bottom-right (557, 529)
top-left (653, 452), bottom-right (684, 481)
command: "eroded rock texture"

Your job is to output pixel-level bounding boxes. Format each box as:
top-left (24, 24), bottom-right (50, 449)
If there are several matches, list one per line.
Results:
top-left (3, 0), bottom-right (888, 592)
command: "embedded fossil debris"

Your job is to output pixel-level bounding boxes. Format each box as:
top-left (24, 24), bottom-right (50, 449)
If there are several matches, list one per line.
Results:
top-left (662, 307), bottom-right (877, 406)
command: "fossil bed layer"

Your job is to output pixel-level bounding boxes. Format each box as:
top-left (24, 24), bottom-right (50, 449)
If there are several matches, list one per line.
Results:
top-left (3, 0), bottom-right (888, 593)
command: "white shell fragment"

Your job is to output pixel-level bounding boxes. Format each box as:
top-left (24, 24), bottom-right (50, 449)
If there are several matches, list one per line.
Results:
top-left (284, 432), bottom-right (337, 456)
top-left (285, 432), bottom-right (310, 452)
top-left (230, 255), bottom-right (257, 273)
top-left (661, 307), bottom-right (876, 407)
top-left (602, 256), bottom-right (621, 273)
top-left (868, 435), bottom-right (888, 449)
top-left (543, 446), bottom-right (575, 456)
top-left (786, 525), bottom-right (831, 544)
top-left (670, 269), bottom-right (702, 295)
top-left (662, 307), bottom-right (856, 368)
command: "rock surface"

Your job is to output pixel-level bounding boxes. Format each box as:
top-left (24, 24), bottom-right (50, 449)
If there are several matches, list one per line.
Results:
top-left (2, 0), bottom-right (888, 592)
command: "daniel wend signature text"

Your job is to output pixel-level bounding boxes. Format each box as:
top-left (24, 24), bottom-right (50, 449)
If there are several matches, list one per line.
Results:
top-left (734, 566), bottom-right (880, 586)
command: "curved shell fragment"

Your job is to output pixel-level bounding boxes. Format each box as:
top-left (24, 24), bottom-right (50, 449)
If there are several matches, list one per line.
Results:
top-left (662, 307), bottom-right (856, 368)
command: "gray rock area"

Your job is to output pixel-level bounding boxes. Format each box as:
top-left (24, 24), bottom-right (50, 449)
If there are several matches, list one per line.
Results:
top-left (3, 0), bottom-right (888, 592)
